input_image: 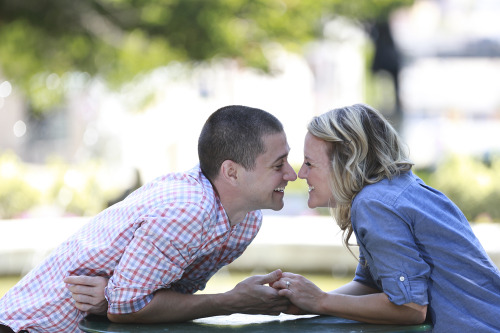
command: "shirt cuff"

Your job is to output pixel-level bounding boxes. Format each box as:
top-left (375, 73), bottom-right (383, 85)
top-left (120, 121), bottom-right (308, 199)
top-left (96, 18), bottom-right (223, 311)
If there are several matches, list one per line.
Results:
top-left (381, 272), bottom-right (429, 306)
top-left (105, 285), bottom-right (155, 314)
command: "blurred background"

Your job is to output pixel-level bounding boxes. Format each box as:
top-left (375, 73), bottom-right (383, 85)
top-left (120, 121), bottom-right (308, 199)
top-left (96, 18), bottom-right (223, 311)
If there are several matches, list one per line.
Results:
top-left (1, 0), bottom-right (500, 295)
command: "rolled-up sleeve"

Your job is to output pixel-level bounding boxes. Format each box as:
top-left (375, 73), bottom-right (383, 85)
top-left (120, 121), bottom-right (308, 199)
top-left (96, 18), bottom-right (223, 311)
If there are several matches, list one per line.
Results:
top-left (353, 252), bottom-right (380, 291)
top-left (352, 198), bottom-right (430, 306)
top-left (105, 203), bottom-right (204, 314)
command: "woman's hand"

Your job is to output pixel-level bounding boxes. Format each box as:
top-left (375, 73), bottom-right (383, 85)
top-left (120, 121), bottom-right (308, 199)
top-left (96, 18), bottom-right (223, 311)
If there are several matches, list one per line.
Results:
top-left (272, 272), bottom-right (327, 314)
top-left (64, 275), bottom-right (109, 315)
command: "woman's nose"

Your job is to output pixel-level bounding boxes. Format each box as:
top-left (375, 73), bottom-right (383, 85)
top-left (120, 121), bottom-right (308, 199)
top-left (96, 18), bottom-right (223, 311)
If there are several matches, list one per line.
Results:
top-left (298, 165), bottom-right (307, 179)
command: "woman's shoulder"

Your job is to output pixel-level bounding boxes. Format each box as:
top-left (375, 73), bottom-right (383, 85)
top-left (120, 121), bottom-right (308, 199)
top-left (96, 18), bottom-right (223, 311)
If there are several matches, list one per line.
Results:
top-left (361, 170), bottom-right (415, 192)
top-left (355, 171), bottom-right (417, 205)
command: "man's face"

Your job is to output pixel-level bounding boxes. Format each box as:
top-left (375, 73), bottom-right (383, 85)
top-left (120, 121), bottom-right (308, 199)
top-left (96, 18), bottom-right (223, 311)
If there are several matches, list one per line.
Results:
top-left (238, 132), bottom-right (297, 211)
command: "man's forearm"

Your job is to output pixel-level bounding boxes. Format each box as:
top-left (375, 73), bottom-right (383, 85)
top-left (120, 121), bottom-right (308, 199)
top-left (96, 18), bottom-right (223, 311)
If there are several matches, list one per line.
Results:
top-left (108, 289), bottom-right (230, 323)
top-left (108, 270), bottom-right (288, 323)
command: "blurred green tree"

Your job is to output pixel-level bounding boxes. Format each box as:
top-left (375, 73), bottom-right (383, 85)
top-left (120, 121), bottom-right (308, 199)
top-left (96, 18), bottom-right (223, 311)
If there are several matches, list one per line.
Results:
top-left (0, 0), bottom-right (412, 113)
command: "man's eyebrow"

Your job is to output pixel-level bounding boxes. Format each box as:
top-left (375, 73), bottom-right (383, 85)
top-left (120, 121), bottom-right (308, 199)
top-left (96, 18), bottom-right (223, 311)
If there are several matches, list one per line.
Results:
top-left (272, 153), bottom-right (289, 164)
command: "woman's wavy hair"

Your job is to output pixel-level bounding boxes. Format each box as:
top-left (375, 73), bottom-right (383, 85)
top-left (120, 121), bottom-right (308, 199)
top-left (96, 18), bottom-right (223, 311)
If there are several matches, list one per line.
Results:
top-left (307, 103), bottom-right (413, 249)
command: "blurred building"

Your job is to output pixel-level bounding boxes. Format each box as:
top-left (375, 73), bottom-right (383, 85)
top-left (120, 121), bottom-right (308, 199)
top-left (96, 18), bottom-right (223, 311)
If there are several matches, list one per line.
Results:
top-left (392, 0), bottom-right (500, 166)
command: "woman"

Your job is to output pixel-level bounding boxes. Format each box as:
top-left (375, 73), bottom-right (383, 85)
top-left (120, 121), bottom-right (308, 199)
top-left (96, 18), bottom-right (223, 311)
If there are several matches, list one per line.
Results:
top-left (273, 103), bottom-right (500, 332)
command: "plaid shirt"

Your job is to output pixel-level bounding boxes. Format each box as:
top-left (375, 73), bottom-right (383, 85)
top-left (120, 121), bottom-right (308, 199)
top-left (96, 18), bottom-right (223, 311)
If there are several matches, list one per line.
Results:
top-left (0, 165), bottom-right (262, 332)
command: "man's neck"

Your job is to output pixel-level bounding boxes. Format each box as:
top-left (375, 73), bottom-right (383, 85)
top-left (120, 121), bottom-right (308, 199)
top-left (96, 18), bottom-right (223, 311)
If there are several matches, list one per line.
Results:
top-left (211, 180), bottom-right (248, 227)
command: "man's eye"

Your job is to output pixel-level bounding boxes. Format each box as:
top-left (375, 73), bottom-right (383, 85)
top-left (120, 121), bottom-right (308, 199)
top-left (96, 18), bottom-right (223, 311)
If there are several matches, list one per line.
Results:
top-left (274, 164), bottom-right (283, 169)
top-left (305, 162), bottom-right (312, 167)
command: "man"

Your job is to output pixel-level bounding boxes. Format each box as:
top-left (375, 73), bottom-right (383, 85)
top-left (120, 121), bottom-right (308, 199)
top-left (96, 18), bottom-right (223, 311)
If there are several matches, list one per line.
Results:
top-left (0, 105), bottom-right (297, 332)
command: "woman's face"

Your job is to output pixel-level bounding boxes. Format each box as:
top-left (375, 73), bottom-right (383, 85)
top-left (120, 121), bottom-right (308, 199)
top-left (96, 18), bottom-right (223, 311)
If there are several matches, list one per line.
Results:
top-left (298, 132), bottom-right (335, 208)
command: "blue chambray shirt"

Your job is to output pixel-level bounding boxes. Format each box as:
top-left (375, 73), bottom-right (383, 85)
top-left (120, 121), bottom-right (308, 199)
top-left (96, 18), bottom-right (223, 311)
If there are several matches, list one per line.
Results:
top-left (351, 171), bottom-right (500, 333)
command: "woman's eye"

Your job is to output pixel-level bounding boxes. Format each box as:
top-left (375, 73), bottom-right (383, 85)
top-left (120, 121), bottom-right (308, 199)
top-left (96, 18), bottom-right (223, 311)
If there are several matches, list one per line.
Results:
top-left (305, 162), bottom-right (312, 167)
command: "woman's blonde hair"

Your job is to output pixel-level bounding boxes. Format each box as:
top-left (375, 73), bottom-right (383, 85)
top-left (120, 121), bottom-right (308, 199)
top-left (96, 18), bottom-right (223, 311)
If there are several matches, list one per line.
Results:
top-left (307, 103), bottom-right (413, 249)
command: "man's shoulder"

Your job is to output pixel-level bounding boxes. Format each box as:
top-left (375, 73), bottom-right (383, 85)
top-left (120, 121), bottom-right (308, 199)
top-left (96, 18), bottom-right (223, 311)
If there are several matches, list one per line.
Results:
top-left (118, 166), bottom-right (216, 217)
top-left (151, 166), bottom-right (214, 197)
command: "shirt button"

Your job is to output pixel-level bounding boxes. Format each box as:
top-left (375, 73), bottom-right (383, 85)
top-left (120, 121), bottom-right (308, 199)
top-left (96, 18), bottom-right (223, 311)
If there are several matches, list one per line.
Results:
top-left (399, 276), bottom-right (405, 282)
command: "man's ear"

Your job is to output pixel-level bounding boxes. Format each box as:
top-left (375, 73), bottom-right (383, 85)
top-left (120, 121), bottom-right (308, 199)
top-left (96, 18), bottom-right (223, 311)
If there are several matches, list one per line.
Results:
top-left (220, 160), bottom-right (240, 184)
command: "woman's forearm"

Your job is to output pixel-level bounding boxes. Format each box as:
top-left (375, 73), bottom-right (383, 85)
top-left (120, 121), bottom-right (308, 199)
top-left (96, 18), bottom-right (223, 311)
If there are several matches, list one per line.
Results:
top-left (329, 280), bottom-right (380, 296)
top-left (318, 292), bottom-right (427, 325)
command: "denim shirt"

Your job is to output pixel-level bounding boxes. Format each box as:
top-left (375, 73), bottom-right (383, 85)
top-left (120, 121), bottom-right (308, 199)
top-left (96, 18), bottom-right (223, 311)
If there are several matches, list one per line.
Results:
top-left (351, 171), bottom-right (500, 333)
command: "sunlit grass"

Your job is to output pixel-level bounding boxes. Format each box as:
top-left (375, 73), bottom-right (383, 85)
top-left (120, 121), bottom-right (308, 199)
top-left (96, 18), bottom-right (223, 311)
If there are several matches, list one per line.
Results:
top-left (0, 275), bottom-right (22, 297)
top-left (1, 271), bottom-right (352, 298)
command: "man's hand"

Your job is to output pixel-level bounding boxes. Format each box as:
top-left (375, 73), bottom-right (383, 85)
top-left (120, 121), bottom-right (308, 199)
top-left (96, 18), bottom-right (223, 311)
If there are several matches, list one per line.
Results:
top-left (64, 275), bottom-right (109, 315)
top-left (221, 269), bottom-right (290, 315)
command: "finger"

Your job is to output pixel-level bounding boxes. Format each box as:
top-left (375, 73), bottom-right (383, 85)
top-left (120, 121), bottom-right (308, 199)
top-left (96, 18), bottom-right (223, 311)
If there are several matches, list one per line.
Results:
top-left (64, 276), bottom-right (98, 286)
top-left (277, 288), bottom-right (293, 298)
top-left (74, 301), bottom-right (93, 312)
top-left (269, 280), bottom-right (282, 289)
top-left (255, 269), bottom-right (283, 285)
top-left (72, 293), bottom-right (97, 305)
top-left (273, 279), bottom-right (291, 290)
top-left (67, 284), bottom-right (95, 296)
top-left (280, 272), bottom-right (296, 279)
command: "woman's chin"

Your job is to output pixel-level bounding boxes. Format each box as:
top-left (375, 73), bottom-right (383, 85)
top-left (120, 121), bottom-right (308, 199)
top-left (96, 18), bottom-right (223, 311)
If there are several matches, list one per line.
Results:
top-left (307, 199), bottom-right (318, 209)
top-left (307, 197), bottom-right (329, 209)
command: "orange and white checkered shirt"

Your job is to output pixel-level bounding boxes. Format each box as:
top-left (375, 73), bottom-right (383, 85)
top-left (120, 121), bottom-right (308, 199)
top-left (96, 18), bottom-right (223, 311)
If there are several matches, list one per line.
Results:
top-left (0, 165), bottom-right (262, 332)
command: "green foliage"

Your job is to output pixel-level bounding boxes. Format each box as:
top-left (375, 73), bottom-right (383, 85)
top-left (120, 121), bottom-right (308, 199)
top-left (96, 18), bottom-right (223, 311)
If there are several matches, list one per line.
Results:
top-left (44, 158), bottom-right (113, 217)
top-left (424, 155), bottom-right (500, 222)
top-left (0, 0), bottom-right (414, 113)
top-left (0, 152), bottom-right (119, 219)
top-left (331, 0), bottom-right (414, 21)
top-left (0, 152), bottom-right (40, 218)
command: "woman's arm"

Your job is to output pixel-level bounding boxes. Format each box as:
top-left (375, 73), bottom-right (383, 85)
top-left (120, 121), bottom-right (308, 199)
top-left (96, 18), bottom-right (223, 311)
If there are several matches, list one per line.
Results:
top-left (275, 273), bottom-right (427, 325)
top-left (319, 290), bottom-right (427, 325)
top-left (329, 280), bottom-right (380, 296)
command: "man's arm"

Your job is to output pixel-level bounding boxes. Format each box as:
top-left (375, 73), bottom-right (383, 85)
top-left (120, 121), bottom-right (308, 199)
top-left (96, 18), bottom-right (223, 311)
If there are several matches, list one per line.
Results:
top-left (66, 270), bottom-right (289, 323)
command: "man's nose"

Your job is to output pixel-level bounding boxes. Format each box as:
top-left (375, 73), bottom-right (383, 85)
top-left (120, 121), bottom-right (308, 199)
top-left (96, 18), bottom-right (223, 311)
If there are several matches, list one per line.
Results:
top-left (285, 163), bottom-right (297, 181)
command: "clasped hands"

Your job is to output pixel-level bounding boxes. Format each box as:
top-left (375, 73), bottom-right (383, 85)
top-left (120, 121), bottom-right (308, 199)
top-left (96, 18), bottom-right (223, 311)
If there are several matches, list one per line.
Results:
top-left (64, 269), bottom-right (308, 316)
